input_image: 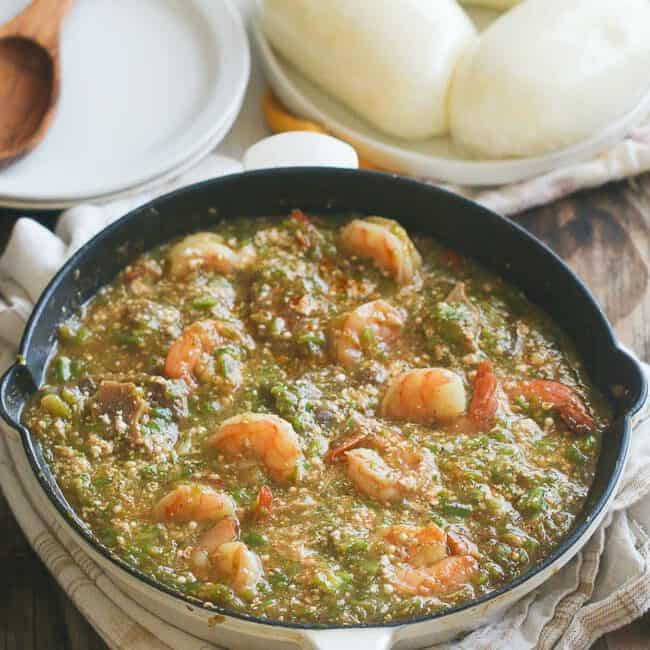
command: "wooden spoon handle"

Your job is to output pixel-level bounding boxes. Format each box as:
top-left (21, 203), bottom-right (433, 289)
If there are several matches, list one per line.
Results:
top-left (1, 0), bottom-right (74, 51)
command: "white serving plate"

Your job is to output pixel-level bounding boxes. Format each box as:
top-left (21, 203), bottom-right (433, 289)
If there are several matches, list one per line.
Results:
top-left (0, 95), bottom-right (243, 210)
top-left (0, 0), bottom-right (249, 205)
top-left (253, 11), bottom-right (650, 187)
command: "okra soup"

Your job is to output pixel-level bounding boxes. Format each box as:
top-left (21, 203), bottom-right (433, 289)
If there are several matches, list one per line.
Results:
top-left (23, 212), bottom-right (610, 625)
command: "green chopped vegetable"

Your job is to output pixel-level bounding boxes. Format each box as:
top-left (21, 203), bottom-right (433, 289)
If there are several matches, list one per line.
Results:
top-left (55, 356), bottom-right (71, 382)
top-left (567, 443), bottom-right (586, 465)
top-left (315, 568), bottom-right (352, 593)
top-left (93, 475), bottom-right (114, 488)
top-left (76, 326), bottom-right (91, 343)
top-left (441, 501), bottom-right (473, 518)
top-left (297, 331), bottom-right (326, 354)
top-left (359, 557), bottom-right (380, 576)
top-left (112, 330), bottom-right (145, 347)
top-left (242, 532), bottom-right (268, 548)
top-left (430, 300), bottom-right (476, 351)
top-left (60, 387), bottom-right (78, 405)
top-left (59, 322), bottom-right (90, 344)
top-left (41, 394), bottom-right (71, 418)
top-left (360, 327), bottom-right (376, 347)
top-left (518, 487), bottom-right (547, 516)
top-left (192, 296), bottom-right (218, 309)
top-left (231, 487), bottom-right (252, 505)
top-left (216, 347), bottom-right (239, 381)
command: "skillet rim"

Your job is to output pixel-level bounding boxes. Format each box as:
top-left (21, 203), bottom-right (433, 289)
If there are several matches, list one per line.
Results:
top-left (1, 167), bottom-right (646, 631)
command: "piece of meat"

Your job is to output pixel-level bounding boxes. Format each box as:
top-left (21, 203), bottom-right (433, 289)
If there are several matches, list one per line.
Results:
top-left (139, 374), bottom-right (189, 419)
top-left (444, 282), bottom-right (481, 353)
top-left (88, 380), bottom-right (149, 440)
top-left (80, 374), bottom-right (188, 452)
top-left (81, 373), bottom-right (188, 419)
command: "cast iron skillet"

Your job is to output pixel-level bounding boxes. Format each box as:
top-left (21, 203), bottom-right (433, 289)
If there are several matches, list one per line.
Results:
top-left (0, 168), bottom-right (646, 631)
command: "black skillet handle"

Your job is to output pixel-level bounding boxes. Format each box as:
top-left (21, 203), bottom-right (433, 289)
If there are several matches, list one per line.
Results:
top-left (0, 362), bottom-right (36, 430)
top-left (610, 346), bottom-right (649, 427)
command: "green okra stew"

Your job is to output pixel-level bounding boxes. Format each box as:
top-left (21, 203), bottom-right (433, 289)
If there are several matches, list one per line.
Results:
top-left (23, 210), bottom-right (609, 624)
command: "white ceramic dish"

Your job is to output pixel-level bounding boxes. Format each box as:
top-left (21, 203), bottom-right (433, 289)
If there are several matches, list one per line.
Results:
top-left (0, 97), bottom-right (243, 211)
top-left (253, 14), bottom-right (650, 186)
top-left (3, 165), bottom-right (645, 649)
top-left (0, 0), bottom-right (249, 205)
top-left (6, 422), bottom-right (624, 650)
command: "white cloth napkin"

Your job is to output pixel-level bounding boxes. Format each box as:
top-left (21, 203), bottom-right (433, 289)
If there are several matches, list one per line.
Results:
top-left (1, 158), bottom-right (650, 649)
top-left (2, 1), bottom-right (650, 644)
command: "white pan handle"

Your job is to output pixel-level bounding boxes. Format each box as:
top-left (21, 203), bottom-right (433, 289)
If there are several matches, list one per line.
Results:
top-left (243, 132), bottom-right (359, 170)
top-left (300, 628), bottom-right (393, 650)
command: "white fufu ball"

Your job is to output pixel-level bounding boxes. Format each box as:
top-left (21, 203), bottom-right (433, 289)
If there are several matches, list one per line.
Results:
top-left (262, 0), bottom-right (476, 140)
top-left (449, 0), bottom-right (650, 158)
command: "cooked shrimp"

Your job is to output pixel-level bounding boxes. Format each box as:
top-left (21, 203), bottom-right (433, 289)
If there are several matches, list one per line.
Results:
top-left (168, 232), bottom-right (254, 278)
top-left (340, 217), bottom-right (421, 285)
top-left (380, 368), bottom-right (467, 422)
top-left (207, 413), bottom-right (304, 484)
top-left (197, 516), bottom-right (239, 552)
top-left (164, 319), bottom-right (224, 380)
top-left (392, 555), bottom-right (479, 597)
top-left (153, 484), bottom-right (236, 523)
top-left (345, 444), bottom-right (437, 503)
top-left (211, 541), bottom-right (264, 598)
top-left (509, 379), bottom-right (595, 434)
top-left (191, 517), bottom-right (263, 598)
top-left (164, 319), bottom-right (249, 384)
top-left (447, 529), bottom-right (479, 557)
top-left (382, 523), bottom-right (479, 596)
top-left (191, 516), bottom-right (239, 573)
top-left (325, 433), bottom-right (369, 464)
top-left (469, 361), bottom-right (498, 427)
top-left (332, 299), bottom-right (404, 366)
top-left (346, 448), bottom-right (402, 503)
top-left (384, 524), bottom-right (448, 567)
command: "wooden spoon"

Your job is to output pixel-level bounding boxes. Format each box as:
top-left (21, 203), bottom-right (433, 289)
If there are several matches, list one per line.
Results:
top-left (0, 0), bottom-right (74, 163)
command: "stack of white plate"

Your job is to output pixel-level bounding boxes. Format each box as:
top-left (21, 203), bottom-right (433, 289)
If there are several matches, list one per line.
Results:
top-left (0, 0), bottom-right (250, 209)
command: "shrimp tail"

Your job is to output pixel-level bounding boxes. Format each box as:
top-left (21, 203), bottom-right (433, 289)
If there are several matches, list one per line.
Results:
top-left (290, 209), bottom-right (311, 225)
top-left (325, 433), bottom-right (368, 464)
top-left (252, 485), bottom-right (273, 519)
top-left (469, 361), bottom-right (498, 427)
top-left (510, 380), bottom-right (595, 434)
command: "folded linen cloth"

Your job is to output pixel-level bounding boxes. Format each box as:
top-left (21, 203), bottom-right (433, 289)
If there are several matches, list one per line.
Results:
top-left (464, 123), bottom-right (650, 217)
top-left (0, 155), bottom-right (649, 649)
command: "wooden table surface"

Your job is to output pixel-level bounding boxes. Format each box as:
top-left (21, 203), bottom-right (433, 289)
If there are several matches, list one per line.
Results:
top-left (1, 175), bottom-right (649, 649)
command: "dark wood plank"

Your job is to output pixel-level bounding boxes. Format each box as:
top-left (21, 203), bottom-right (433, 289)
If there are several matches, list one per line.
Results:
top-left (519, 174), bottom-right (650, 360)
top-left (0, 472), bottom-right (107, 650)
top-left (0, 176), bottom-right (649, 648)
top-left (57, 592), bottom-right (108, 650)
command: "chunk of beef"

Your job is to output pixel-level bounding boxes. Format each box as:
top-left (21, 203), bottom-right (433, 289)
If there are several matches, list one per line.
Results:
top-left (433, 283), bottom-right (481, 353)
top-left (88, 380), bottom-right (148, 439)
top-left (81, 373), bottom-right (188, 454)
